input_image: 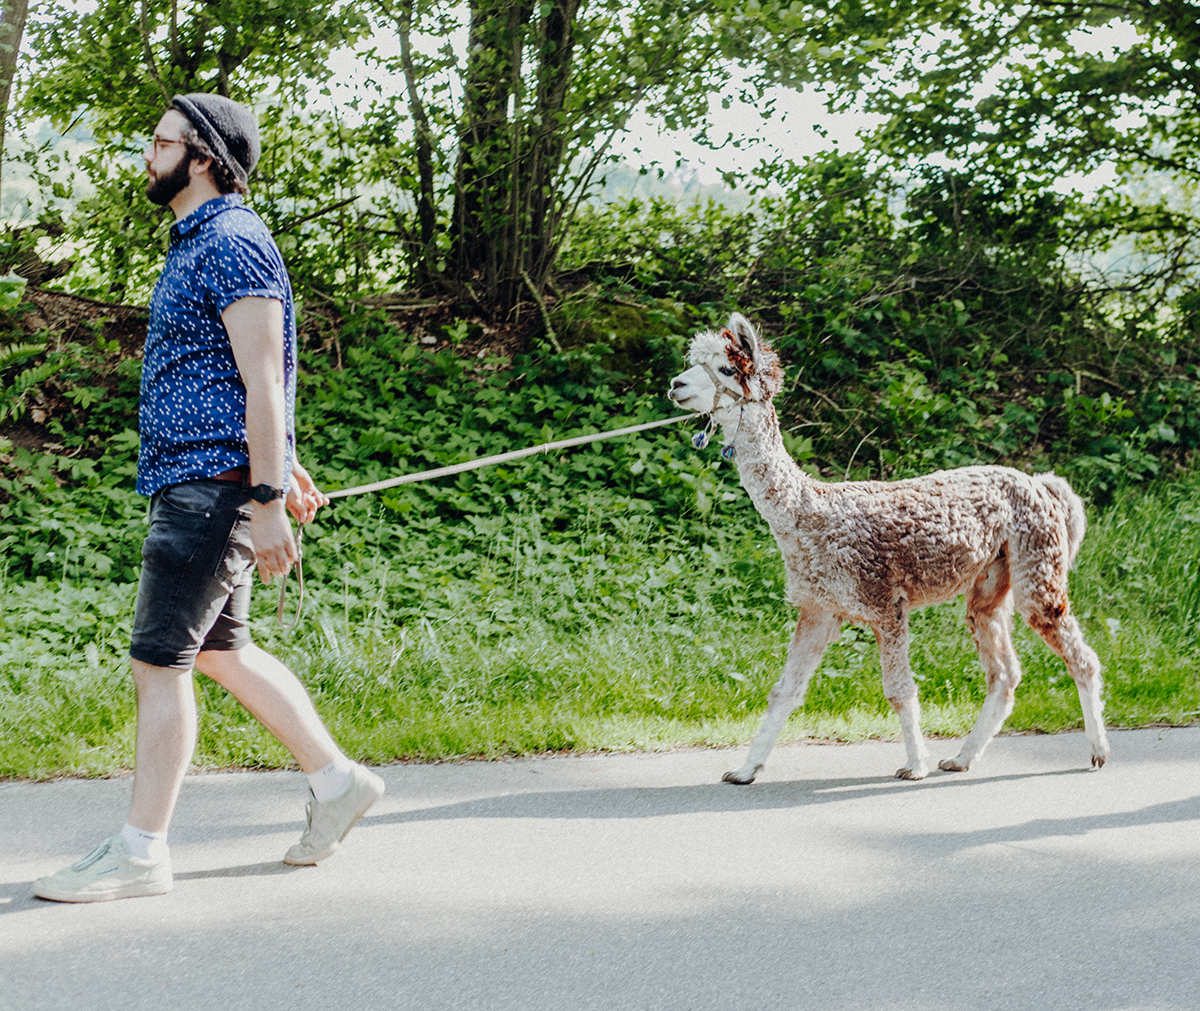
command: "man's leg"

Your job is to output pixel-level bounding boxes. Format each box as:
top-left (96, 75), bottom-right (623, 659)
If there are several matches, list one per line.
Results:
top-left (127, 659), bottom-right (199, 832)
top-left (195, 643), bottom-right (383, 865)
top-left (34, 482), bottom-right (245, 902)
top-left (194, 643), bottom-right (339, 774)
top-left (29, 659), bottom-right (188, 903)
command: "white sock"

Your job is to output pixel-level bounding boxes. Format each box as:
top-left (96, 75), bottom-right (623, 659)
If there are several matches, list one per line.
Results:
top-left (121, 822), bottom-right (169, 863)
top-left (307, 757), bottom-right (355, 803)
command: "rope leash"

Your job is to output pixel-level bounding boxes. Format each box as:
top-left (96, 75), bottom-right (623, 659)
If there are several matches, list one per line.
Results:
top-left (323, 413), bottom-right (700, 499)
top-left (277, 523), bottom-right (305, 630)
top-left (277, 412), bottom-right (701, 626)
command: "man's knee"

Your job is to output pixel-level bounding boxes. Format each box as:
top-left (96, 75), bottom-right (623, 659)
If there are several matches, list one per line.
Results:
top-left (196, 645), bottom-right (241, 676)
top-left (131, 657), bottom-right (193, 685)
top-left (195, 642), bottom-right (269, 679)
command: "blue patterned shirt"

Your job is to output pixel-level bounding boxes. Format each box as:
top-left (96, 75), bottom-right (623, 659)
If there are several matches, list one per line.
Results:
top-left (137, 194), bottom-right (296, 496)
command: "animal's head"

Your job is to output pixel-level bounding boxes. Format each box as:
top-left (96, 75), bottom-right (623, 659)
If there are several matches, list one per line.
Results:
top-left (668, 313), bottom-right (783, 417)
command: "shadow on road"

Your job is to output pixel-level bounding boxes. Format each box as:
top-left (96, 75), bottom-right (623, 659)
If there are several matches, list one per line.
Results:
top-left (9, 765), bottom-right (1196, 918)
top-left (358, 766), bottom-right (1200, 856)
top-left (175, 860), bottom-right (308, 882)
top-left (367, 766), bottom-right (1093, 827)
top-left (165, 765), bottom-right (1113, 846)
top-left (0, 861), bottom-right (308, 916)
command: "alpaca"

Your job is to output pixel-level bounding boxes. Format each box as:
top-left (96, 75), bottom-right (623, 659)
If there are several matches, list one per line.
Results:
top-left (668, 313), bottom-right (1110, 783)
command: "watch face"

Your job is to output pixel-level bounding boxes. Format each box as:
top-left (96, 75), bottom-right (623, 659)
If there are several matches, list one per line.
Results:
top-left (251, 484), bottom-right (283, 503)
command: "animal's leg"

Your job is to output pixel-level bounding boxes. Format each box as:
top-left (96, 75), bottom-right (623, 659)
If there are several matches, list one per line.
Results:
top-left (1027, 606), bottom-right (1110, 768)
top-left (723, 609), bottom-right (842, 785)
top-left (873, 609), bottom-right (930, 781)
top-left (940, 591), bottom-right (1022, 772)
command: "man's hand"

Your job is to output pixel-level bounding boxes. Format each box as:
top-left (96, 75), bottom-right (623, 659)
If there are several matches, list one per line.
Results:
top-left (287, 458), bottom-right (329, 525)
top-left (249, 499), bottom-right (297, 584)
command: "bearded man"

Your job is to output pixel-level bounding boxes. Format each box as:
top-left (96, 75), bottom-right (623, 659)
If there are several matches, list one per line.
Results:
top-left (33, 95), bottom-right (383, 903)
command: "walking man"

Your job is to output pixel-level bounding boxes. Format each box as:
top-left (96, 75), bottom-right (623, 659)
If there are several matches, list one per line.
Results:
top-left (33, 94), bottom-right (383, 902)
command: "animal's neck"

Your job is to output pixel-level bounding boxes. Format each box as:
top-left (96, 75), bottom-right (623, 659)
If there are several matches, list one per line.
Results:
top-left (721, 402), bottom-right (815, 527)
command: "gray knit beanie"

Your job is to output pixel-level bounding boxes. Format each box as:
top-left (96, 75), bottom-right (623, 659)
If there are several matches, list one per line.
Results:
top-left (171, 93), bottom-right (261, 188)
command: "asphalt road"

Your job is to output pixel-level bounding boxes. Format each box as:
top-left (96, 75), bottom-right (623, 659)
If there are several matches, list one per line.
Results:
top-left (3, 727), bottom-right (1199, 1011)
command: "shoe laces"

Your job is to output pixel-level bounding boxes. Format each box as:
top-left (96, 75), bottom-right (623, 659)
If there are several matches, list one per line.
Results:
top-left (71, 838), bottom-right (115, 871)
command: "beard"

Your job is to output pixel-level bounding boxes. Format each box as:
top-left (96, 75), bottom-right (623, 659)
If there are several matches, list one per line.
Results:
top-left (146, 155), bottom-right (192, 206)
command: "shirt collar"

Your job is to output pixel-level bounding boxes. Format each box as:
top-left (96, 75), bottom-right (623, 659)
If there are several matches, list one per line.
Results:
top-left (170, 193), bottom-right (244, 241)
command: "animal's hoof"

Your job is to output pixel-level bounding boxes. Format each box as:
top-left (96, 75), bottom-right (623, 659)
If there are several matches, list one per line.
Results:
top-left (1091, 753), bottom-right (1108, 769)
top-left (722, 770), bottom-right (757, 785)
top-left (895, 766), bottom-right (927, 781)
top-left (938, 758), bottom-right (969, 773)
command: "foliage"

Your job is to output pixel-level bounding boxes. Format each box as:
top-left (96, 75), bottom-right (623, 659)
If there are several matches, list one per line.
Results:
top-left (15, 0), bottom-right (1200, 329)
top-left (2, 278), bottom-right (1200, 778)
top-left (5, 0), bottom-right (1200, 779)
top-left (24, 0), bottom-right (367, 134)
top-left (727, 0), bottom-right (1200, 182)
top-left (15, 0), bottom-right (757, 308)
top-left (559, 150), bottom-right (1200, 499)
top-left (13, 1), bottom-right (369, 300)
top-left (723, 0), bottom-right (1200, 310)
top-left (4, 453), bottom-right (1200, 779)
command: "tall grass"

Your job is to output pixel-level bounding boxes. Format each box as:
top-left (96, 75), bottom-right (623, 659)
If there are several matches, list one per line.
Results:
top-left (2, 472), bottom-right (1199, 780)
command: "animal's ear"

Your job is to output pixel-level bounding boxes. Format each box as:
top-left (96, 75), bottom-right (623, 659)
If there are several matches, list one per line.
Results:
top-left (726, 313), bottom-right (761, 369)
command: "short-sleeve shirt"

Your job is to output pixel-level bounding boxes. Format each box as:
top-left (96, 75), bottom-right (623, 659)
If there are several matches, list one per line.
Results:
top-left (137, 194), bottom-right (297, 497)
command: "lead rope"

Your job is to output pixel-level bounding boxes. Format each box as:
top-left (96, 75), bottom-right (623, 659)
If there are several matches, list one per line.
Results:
top-left (277, 522), bottom-right (305, 630)
top-left (274, 411), bottom-right (702, 627)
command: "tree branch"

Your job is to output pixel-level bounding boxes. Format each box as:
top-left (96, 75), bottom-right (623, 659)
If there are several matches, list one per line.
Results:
top-left (274, 196), bottom-right (360, 235)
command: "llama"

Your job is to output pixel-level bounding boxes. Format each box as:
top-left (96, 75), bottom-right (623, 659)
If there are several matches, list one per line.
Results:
top-left (668, 313), bottom-right (1109, 783)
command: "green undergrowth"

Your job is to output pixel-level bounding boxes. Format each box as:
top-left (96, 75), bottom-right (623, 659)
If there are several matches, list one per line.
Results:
top-left (3, 471), bottom-right (1200, 780)
top-left (4, 299), bottom-right (1200, 779)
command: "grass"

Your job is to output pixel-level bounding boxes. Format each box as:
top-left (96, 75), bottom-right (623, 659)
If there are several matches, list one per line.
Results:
top-left (3, 471), bottom-right (1200, 780)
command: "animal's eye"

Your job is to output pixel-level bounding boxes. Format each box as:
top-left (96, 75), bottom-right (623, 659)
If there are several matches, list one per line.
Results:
top-left (719, 366), bottom-right (736, 377)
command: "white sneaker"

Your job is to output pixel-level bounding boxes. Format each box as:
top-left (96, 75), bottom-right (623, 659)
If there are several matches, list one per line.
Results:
top-left (33, 835), bottom-right (172, 903)
top-left (284, 764), bottom-right (384, 865)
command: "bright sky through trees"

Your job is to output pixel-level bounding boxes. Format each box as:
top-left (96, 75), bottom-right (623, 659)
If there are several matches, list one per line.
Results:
top-left (316, 7), bottom-right (1143, 193)
top-left (316, 10), bottom-right (882, 188)
top-left (29, 2), bottom-right (1149, 197)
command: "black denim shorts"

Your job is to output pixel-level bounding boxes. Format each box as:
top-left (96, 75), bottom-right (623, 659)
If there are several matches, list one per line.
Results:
top-left (130, 480), bottom-right (258, 670)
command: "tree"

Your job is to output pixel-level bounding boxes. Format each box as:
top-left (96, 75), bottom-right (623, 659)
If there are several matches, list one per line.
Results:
top-left (366, 0), bottom-right (745, 310)
top-left (723, 1), bottom-right (1198, 178)
top-left (21, 0), bottom-right (764, 309)
top-left (28, 0), bottom-right (1199, 321)
top-left (0, 0), bottom-right (29, 209)
top-left (724, 0), bottom-right (1200, 308)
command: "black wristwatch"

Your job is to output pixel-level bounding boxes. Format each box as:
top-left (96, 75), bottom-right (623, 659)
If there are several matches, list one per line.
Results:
top-left (248, 483), bottom-right (285, 504)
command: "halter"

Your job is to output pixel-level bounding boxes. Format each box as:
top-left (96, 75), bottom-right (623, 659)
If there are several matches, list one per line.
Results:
top-left (697, 361), bottom-right (754, 414)
top-left (690, 361), bottom-right (754, 459)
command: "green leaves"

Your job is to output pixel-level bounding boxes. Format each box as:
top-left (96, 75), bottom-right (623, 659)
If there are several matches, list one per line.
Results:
top-left (26, 0), bottom-right (369, 136)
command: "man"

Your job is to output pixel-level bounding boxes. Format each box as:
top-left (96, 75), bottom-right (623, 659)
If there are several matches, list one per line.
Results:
top-left (33, 94), bottom-right (384, 903)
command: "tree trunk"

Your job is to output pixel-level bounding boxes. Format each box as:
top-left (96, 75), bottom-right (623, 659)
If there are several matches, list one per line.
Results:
top-left (0, 0), bottom-right (30, 211)
top-left (396, 5), bottom-right (438, 289)
top-left (450, 0), bottom-right (531, 310)
top-left (524, 0), bottom-right (578, 289)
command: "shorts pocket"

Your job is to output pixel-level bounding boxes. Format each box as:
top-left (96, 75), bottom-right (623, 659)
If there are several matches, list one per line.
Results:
top-left (214, 510), bottom-right (256, 592)
top-left (142, 497), bottom-right (210, 571)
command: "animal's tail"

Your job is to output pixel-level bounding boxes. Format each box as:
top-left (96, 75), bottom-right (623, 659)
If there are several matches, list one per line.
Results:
top-left (1036, 472), bottom-right (1087, 567)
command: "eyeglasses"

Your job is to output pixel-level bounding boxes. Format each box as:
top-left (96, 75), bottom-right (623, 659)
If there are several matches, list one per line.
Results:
top-left (150, 136), bottom-right (186, 155)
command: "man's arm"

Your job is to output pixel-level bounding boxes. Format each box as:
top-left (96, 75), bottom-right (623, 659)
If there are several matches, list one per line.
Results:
top-left (223, 295), bottom-right (295, 584)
